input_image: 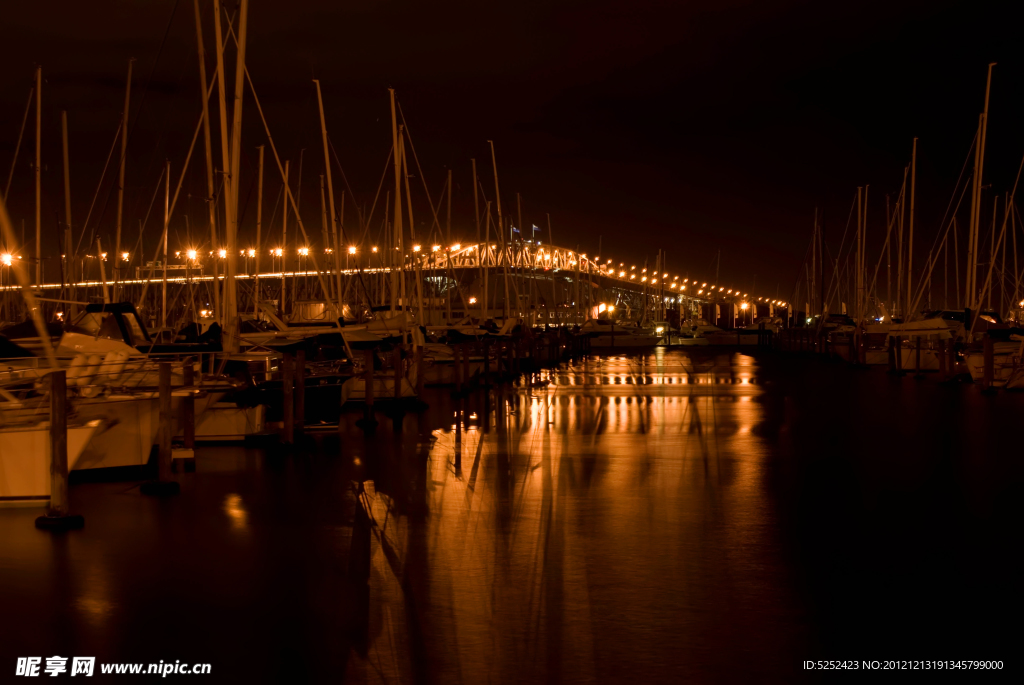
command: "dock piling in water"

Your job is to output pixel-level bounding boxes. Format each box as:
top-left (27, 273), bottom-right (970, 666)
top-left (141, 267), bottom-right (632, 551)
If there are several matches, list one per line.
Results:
top-left (35, 370), bottom-right (84, 531)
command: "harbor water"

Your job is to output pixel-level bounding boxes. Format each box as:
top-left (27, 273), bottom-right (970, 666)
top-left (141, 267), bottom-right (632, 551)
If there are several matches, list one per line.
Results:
top-left (0, 349), bottom-right (1018, 682)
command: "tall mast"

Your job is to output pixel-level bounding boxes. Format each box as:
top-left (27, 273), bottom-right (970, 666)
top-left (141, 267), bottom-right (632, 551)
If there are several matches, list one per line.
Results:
top-left (907, 139), bottom-right (917, 319)
top-left (313, 79), bottom-right (342, 315)
top-left (212, 0), bottom-right (232, 326)
top-left (193, 0), bottom-right (220, 324)
top-left (254, 144), bottom-right (264, 315)
top-left (388, 89), bottom-right (402, 316)
top-left (224, 0), bottom-right (249, 350)
top-left (471, 158), bottom-right (481, 319)
top-left (34, 66), bottom-right (41, 286)
top-left (114, 58), bottom-right (134, 291)
top-left (969, 63), bottom-right (996, 310)
top-left (61, 110), bottom-right (73, 293)
top-left (162, 160), bottom-right (169, 329)
top-left (281, 160), bottom-right (289, 317)
top-left (856, 187), bottom-right (862, 322)
top-left (446, 168), bottom-right (452, 322)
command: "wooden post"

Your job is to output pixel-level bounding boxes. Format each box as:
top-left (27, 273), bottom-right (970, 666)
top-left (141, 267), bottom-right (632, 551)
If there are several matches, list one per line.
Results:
top-left (141, 362), bottom-right (179, 495)
top-left (947, 338), bottom-right (956, 380)
top-left (453, 343), bottom-right (462, 393)
top-left (282, 353), bottom-right (294, 444)
top-left (414, 345), bottom-right (424, 398)
top-left (35, 371), bottom-right (84, 529)
top-left (483, 341), bottom-right (491, 387)
top-left (357, 348), bottom-right (377, 431)
top-left (183, 360), bottom-right (195, 450)
top-left (393, 345), bottom-right (403, 401)
top-left (982, 336), bottom-right (994, 391)
top-left (295, 349), bottom-right (306, 435)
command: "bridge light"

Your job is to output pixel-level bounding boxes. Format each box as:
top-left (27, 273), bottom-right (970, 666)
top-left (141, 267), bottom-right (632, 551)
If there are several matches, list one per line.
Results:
top-left (186, 249), bottom-right (197, 261)
top-left (727, 289), bottom-right (732, 294)
top-left (121, 252), bottom-right (130, 261)
top-left (274, 248), bottom-right (283, 257)
top-left (631, 265), bottom-right (636, 270)
top-left (702, 282), bottom-right (707, 287)
top-left (432, 244), bottom-right (440, 252)
top-left (698, 289), bottom-right (704, 295)
top-left (681, 285), bottom-right (686, 290)
top-left (741, 302), bottom-right (749, 310)
top-left (630, 274), bottom-right (636, 279)
top-left (670, 283), bottom-right (677, 288)
top-left (0, 253), bottom-right (11, 266)
top-left (372, 246), bottom-right (379, 253)
top-left (451, 243), bottom-right (460, 251)
top-left (298, 247), bottom-right (309, 256)
top-left (216, 249), bottom-right (226, 259)
top-left (469, 297), bottom-right (478, 305)
top-left (608, 305), bottom-right (615, 313)
top-left (719, 287), bottom-right (724, 292)
top-left (545, 253), bottom-right (551, 261)
top-left (413, 244), bottom-right (421, 253)
top-left (348, 246), bottom-right (357, 255)
top-left (248, 248), bottom-right (256, 258)
top-left (663, 273), bottom-right (668, 278)
top-left (641, 276), bottom-right (647, 282)
top-left (618, 270), bottom-right (625, 277)
top-left (598, 303), bottom-right (607, 313)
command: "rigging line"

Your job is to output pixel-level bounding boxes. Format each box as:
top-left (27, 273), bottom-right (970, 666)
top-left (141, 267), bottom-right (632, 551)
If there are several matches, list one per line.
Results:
top-left (74, 118), bottom-right (123, 256)
top-left (917, 131), bottom-right (978, 277)
top-left (903, 175), bottom-right (971, 313)
top-left (325, 135), bottom-right (366, 232)
top-left (396, 101), bottom-right (445, 235)
top-left (822, 193), bottom-right (859, 311)
top-left (964, 148), bottom-right (1024, 328)
top-left (356, 144), bottom-right (394, 247)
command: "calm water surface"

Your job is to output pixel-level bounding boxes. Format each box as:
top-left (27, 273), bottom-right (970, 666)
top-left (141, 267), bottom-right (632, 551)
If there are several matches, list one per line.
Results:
top-left (1, 349), bottom-right (1019, 682)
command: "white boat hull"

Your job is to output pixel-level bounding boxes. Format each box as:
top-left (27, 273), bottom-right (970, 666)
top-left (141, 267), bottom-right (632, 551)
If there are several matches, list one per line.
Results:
top-left (0, 420), bottom-right (103, 500)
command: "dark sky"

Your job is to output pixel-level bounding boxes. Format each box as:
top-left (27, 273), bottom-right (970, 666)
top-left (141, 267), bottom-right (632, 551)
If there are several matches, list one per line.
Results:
top-left (2, 0), bottom-right (1021, 297)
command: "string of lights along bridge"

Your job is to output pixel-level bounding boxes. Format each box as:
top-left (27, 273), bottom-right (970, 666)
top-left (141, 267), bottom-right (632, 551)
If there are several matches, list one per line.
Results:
top-left (0, 241), bottom-right (789, 312)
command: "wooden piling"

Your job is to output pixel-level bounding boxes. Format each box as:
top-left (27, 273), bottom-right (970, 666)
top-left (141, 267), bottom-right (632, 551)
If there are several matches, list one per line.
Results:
top-left (414, 345), bottom-right (424, 398)
top-left (393, 344), bottom-right (403, 401)
top-left (358, 348), bottom-right (377, 431)
top-left (183, 360), bottom-right (195, 450)
top-left (35, 370), bottom-right (84, 529)
top-left (295, 349), bottom-right (306, 435)
top-left (982, 336), bottom-right (994, 391)
top-left (141, 362), bottom-right (179, 496)
top-left (282, 353), bottom-right (294, 444)
top-left (453, 343), bottom-right (462, 393)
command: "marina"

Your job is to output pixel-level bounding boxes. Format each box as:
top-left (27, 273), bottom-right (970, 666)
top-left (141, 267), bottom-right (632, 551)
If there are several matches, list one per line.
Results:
top-left (2, 1), bottom-right (1021, 681)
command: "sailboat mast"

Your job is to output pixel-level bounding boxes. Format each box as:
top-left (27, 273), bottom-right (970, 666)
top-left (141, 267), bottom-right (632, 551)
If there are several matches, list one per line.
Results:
top-left (193, 0), bottom-right (220, 323)
top-left (34, 66), bottom-right (41, 286)
top-left (114, 59), bottom-right (134, 291)
top-left (254, 144), bottom-right (264, 315)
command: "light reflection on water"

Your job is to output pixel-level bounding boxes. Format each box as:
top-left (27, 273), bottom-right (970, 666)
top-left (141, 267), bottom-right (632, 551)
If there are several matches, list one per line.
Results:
top-left (349, 350), bottom-right (803, 683)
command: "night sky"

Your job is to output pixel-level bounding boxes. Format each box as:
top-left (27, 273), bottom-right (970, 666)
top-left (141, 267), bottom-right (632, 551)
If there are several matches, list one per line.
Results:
top-left (2, 0), bottom-right (1021, 297)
